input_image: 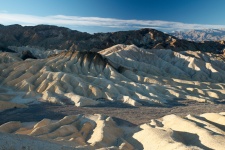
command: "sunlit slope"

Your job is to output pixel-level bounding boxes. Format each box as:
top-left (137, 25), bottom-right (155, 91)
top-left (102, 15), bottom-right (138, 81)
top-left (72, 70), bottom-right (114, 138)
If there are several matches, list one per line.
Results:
top-left (0, 45), bottom-right (225, 106)
top-left (1, 112), bottom-right (225, 150)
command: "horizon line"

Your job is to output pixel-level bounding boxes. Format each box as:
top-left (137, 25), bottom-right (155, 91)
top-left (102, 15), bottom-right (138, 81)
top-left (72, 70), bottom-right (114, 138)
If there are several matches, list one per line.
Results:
top-left (1, 13), bottom-right (225, 33)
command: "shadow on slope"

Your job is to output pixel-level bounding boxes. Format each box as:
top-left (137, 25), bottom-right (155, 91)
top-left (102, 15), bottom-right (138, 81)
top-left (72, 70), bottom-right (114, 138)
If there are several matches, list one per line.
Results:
top-left (0, 103), bottom-right (65, 125)
top-left (173, 131), bottom-right (213, 150)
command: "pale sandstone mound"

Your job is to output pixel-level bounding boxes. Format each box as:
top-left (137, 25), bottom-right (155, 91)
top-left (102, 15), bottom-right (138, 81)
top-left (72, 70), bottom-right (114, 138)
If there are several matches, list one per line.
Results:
top-left (0, 84), bottom-right (37, 112)
top-left (0, 52), bottom-right (22, 63)
top-left (1, 113), bottom-right (225, 150)
top-left (99, 44), bottom-right (225, 103)
top-left (0, 86), bottom-right (36, 111)
top-left (0, 132), bottom-right (82, 150)
top-left (0, 44), bottom-right (225, 107)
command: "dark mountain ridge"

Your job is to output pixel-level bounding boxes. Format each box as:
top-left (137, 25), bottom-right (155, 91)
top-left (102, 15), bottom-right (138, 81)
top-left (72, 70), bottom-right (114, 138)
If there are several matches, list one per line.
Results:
top-left (0, 24), bottom-right (225, 53)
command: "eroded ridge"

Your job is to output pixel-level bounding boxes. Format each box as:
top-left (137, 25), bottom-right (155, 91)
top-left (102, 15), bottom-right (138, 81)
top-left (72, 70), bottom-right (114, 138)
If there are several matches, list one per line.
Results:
top-left (0, 45), bottom-right (225, 107)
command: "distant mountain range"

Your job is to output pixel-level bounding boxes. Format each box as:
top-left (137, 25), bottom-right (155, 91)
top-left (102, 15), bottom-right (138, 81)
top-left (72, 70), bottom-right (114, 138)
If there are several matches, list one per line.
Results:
top-left (170, 29), bottom-right (225, 42)
top-left (0, 24), bottom-right (225, 54)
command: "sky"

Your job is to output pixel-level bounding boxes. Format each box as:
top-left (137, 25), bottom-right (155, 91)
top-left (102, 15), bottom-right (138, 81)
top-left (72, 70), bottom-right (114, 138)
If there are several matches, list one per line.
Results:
top-left (0, 0), bottom-right (225, 33)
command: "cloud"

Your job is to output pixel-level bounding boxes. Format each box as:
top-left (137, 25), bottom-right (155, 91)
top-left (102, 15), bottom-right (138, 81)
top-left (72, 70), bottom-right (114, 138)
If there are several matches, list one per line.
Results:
top-left (1, 13), bottom-right (225, 32)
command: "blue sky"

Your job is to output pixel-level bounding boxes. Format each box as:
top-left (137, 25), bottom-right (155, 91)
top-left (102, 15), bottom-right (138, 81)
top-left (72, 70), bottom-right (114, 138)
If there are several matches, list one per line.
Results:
top-left (0, 0), bottom-right (225, 33)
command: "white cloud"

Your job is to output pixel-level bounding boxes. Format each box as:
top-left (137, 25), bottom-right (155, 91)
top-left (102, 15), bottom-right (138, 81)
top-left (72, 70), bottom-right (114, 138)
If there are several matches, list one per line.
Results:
top-left (0, 13), bottom-right (225, 32)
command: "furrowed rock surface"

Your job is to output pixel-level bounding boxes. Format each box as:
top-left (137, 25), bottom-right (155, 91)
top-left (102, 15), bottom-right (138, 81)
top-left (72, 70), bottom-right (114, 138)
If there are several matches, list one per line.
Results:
top-left (0, 45), bottom-right (225, 107)
top-left (1, 113), bottom-right (225, 150)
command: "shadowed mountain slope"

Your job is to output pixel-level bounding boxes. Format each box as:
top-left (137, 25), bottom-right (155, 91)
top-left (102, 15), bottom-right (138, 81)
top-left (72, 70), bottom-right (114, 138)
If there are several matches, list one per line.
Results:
top-left (0, 24), bottom-right (225, 53)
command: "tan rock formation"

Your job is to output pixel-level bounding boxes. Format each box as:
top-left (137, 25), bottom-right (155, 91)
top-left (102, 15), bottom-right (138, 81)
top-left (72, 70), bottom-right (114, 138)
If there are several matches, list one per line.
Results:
top-left (1, 113), bottom-right (225, 149)
top-left (0, 45), bottom-right (225, 107)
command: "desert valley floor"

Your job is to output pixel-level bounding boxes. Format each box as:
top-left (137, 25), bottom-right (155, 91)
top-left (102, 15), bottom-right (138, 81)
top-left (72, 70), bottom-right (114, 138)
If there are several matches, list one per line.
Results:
top-left (1, 101), bottom-right (225, 125)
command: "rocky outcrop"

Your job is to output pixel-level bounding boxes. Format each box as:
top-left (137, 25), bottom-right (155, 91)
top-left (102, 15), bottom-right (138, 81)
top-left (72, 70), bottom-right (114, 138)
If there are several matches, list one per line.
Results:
top-left (171, 28), bottom-right (225, 41)
top-left (21, 50), bottom-right (37, 60)
top-left (0, 52), bottom-right (22, 63)
top-left (0, 24), bottom-right (225, 53)
top-left (1, 113), bottom-right (225, 150)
